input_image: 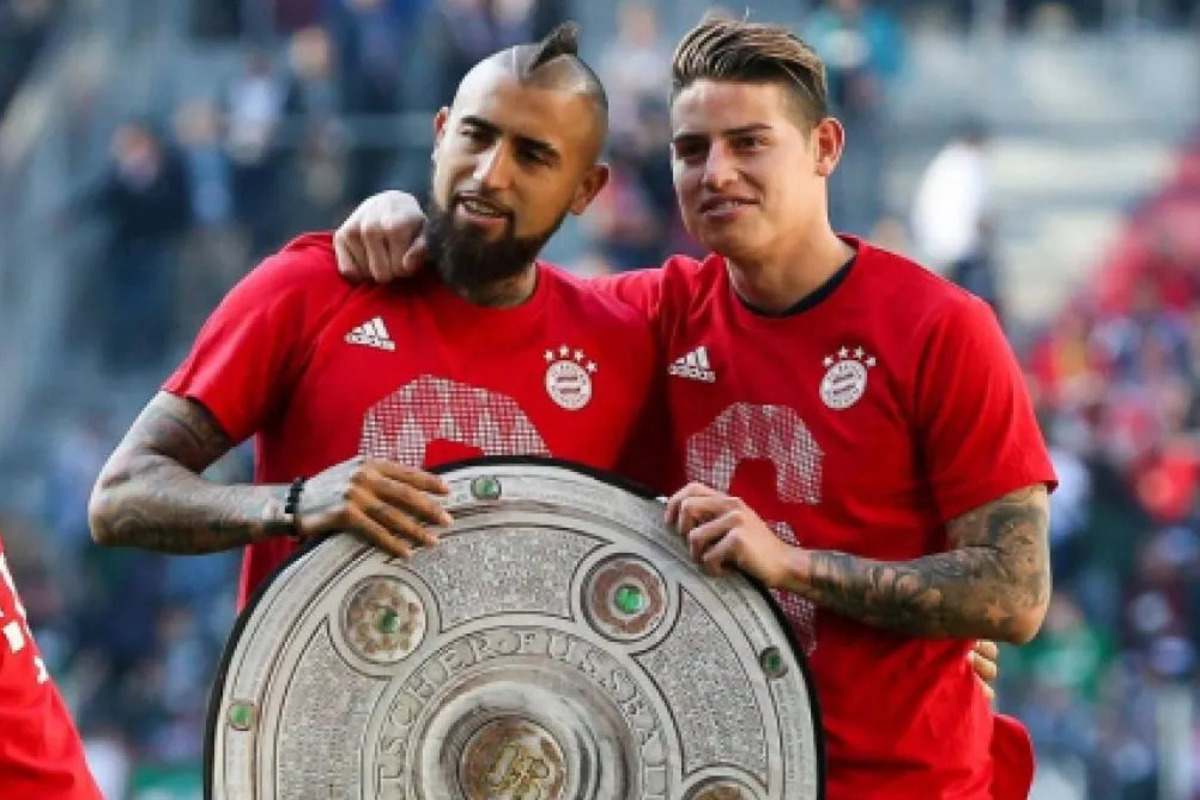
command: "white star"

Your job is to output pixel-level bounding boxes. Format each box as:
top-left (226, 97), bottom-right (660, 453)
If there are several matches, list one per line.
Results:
top-left (866, 356), bottom-right (877, 368)
top-left (544, 350), bottom-right (554, 362)
top-left (586, 362), bottom-right (597, 373)
top-left (854, 347), bottom-right (864, 359)
top-left (574, 349), bottom-right (585, 362)
top-left (559, 345), bottom-right (570, 357)
top-left (838, 347), bottom-right (849, 359)
top-left (823, 356), bottom-right (834, 368)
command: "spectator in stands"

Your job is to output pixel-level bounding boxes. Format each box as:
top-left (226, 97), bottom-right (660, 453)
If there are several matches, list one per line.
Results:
top-left (172, 98), bottom-right (246, 338)
top-left (910, 121), bottom-right (1003, 319)
top-left (225, 49), bottom-right (287, 257)
top-left (1029, 300), bottom-right (1108, 410)
top-left (580, 135), bottom-right (663, 271)
top-left (1095, 278), bottom-right (1190, 383)
top-left (1142, 228), bottom-right (1200, 314)
top-left (1045, 430), bottom-right (1093, 583)
top-left (599, 1), bottom-right (671, 139)
top-left (326, 0), bottom-right (417, 202)
top-left (283, 26), bottom-right (341, 120)
top-left (327, 0), bottom-right (419, 116)
top-left (425, 0), bottom-right (535, 109)
top-left (86, 122), bottom-right (190, 373)
top-left (279, 26), bottom-right (353, 231)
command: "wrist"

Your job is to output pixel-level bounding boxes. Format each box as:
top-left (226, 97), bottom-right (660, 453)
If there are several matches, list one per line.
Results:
top-left (779, 545), bottom-right (813, 592)
top-left (257, 485), bottom-right (294, 541)
top-left (282, 477), bottom-right (306, 538)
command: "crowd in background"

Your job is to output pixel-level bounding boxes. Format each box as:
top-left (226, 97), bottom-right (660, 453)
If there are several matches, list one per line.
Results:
top-left (1003, 141), bottom-right (1200, 799)
top-left (2, 0), bottom-right (1200, 797)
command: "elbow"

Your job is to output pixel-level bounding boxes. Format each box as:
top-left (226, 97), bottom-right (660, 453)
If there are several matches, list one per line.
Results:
top-left (1004, 607), bottom-right (1046, 645)
top-left (87, 468), bottom-right (128, 547)
top-left (996, 552), bottom-right (1052, 645)
top-left (1002, 589), bottom-right (1050, 645)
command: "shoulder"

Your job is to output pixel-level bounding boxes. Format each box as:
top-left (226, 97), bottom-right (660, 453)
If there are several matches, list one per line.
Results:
top-left (228, 231), bottom-right (363, 319)
top-left (248, 232), bottom-right (342, 290)
top-left (856, 240), bottom-right (991, 330)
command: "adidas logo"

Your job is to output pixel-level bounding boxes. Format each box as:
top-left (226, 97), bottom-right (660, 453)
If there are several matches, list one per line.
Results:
top-left (345, 316), bottom-right (396, 351)
top-left (669, 345), bottom-right (716, 383)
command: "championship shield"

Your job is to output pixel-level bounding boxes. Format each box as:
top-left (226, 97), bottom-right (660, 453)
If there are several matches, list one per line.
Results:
top-left (206, 458), bottom-right (824, 799)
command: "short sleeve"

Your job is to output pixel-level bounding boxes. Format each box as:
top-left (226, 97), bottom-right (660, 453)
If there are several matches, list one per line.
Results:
top-left (163, 233), bottom-right (351, 443)
top-left (914, 296), bottom-right (1057, 522)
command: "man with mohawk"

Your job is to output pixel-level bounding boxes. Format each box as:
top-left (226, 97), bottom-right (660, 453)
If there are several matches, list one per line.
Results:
top-left (89, 24), bottom-right (664, 608)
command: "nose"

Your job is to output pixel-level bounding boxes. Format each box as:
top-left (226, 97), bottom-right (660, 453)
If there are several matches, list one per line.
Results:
top-left (701, 142), bottom-right (737, 191)
top-left (473, 143), bottom-right (515, 191)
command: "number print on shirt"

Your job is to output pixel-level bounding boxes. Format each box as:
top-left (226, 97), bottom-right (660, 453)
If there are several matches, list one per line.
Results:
top-left (0, 554), bottom-right (48, 684)
top-left (359, 375), bottom-right (551, 462)
top-left (686, 403), bottom-right (824, 655)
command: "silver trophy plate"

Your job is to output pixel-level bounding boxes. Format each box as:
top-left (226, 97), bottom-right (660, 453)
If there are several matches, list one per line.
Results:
top-left (206, 459), bottom-right (823, 799)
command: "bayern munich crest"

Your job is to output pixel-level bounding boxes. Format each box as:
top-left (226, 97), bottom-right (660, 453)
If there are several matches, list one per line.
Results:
top-left (820, 347), bottom-right (876, 410)
top-left (543, 344), bottom-right (596, 411)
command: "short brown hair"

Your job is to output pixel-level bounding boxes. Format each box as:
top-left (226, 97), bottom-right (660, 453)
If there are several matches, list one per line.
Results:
top-left (671, 17), bottom-right (828, 124)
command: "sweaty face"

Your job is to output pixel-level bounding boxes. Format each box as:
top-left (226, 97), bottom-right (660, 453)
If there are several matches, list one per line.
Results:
top-left (428, 66), bottom-right (604, 291)
top-left (670, 80), bottom-right (832, 265)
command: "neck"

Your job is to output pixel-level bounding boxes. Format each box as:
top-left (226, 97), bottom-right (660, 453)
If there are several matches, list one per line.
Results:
top-left (451, 263), bottom-right (539, 308)
top-left (725, 223), bottom-right (855, 315)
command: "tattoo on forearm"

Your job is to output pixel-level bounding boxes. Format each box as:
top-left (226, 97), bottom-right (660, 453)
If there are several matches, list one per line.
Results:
top-left (794, 486), bottom-right (1051, 641)
top-left (90, 393), bottom-right (293, 554)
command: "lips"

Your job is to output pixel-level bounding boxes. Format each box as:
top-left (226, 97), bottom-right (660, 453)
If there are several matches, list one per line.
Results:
top-left (698, 196), bottom-right (756, 214)
top-left (456, 193), bottom-right (512, 219)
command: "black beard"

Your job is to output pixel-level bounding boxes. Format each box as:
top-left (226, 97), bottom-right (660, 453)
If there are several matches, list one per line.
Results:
top-left (425, 196), bottom-right (564, 295)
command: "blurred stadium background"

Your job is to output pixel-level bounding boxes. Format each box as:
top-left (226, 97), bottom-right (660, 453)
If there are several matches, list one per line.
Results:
top-left (1, 0), bottom-right (1199, 797)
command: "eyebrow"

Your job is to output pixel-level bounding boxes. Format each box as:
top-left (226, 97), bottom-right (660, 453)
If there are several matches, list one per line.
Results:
top-left (460, 114), bottom-right (563, 166)
top-left (671, 123), bottom-right (773, 148)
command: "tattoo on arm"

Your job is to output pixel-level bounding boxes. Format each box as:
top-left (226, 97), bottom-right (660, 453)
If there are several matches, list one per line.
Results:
top-left (88, 392), bottom-right (293, 554)
top-left (792, 486), bottom-right (1051, 642)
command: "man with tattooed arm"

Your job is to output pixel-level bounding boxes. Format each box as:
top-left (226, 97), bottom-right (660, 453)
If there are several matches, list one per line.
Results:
top-left (334, 18), bottom-right (1054, 800)
top-left (86, 25), bottom-right (662, 610)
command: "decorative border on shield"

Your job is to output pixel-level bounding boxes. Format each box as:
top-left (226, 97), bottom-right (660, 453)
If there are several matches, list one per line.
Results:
top-left (203, 454), bottom-right (826, 800)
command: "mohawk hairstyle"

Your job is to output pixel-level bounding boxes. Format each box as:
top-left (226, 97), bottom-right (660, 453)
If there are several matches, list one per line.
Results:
top-left (525, 21), bottom-right (582, 72)
top-left (671, 17), bottom-right (828, 124)
top-left (512, 22), bottom-right (608, 112)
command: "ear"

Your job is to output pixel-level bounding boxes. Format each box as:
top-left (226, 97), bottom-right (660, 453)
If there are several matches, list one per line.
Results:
top-left (812, 117), bottom-right (845, 178)
top-left (432, 107), bottom-right (451, 157)
top-left (568, 163), bottom-right (610, 215)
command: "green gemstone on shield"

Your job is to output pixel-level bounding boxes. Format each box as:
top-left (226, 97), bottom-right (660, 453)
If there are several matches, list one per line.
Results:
top-left (377, 607), bottom-right (401, 635)
top-left (760, 647), bottom-right (787, 678)
top-left (614, 583), bottom-right (647, 615)
top-left (471, 476), bottom-right (502, 501)
top-left (228, 701), bottom-right (255, 731)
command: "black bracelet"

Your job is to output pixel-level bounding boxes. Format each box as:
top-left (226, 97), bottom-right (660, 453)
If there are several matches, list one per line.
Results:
top-left (283, 477), bottom-right (306, 538)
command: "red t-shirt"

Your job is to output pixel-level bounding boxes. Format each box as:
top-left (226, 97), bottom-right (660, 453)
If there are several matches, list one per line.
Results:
top-left (602, 238), bottom-right (1056, 799)
top-left (0, 540), bottom-right (101, 799)
top-left (164, 233), bottom-right (662, 608)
